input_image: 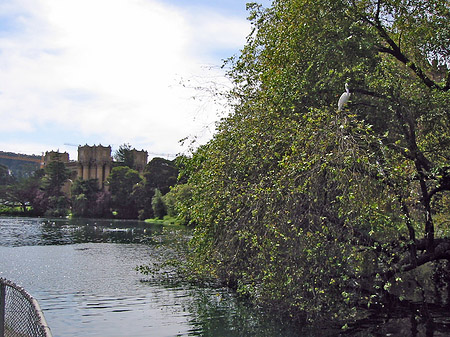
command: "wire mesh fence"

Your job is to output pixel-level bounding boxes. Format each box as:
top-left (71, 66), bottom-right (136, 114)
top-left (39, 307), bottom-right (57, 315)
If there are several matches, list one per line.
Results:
top-left (0, 278), bottom-right (52, 337)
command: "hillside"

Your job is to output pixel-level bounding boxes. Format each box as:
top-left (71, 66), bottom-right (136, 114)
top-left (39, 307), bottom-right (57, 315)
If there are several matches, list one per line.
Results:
top-left (0, 151), bottom-right (42, 179)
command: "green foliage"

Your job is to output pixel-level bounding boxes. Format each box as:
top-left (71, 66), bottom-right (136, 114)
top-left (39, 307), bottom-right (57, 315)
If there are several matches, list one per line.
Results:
top-left (144, 216), bottom-right (180, 225)
top-left (71, 179), bottom-right (99, 217)
top-left (114, 143), bottom-right (135, 168)
top-left (42, 157), bottom-right (70, 197)
top-left (163, 184), bottom-right (193, 225)
top-left (135, 157), bottom-right (179, 220)
top-left (107, 166), bottom-right (142, 219)
top-left (45, 195), bottom-right (69, 217)
top-left (184, 0), bottom-right (450, 324)
top-left (40, 155), bottom-right (70, 216)
top-left (71, 179), bottom-right (112, 218)
top-left (152, 188), bottom-right (166, 219)
top-left (144, 158), bottom-right (178, 194)
top-left (1, 170), bottom-right (43, 214)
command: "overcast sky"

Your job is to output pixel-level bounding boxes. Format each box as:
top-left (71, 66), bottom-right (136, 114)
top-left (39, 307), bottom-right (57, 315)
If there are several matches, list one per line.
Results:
top-left (0, 0), bottom-right (272, 160)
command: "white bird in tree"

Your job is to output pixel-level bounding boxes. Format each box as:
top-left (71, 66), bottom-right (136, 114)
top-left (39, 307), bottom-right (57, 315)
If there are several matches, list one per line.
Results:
top-left (338, 82), bottom-right (351, 111)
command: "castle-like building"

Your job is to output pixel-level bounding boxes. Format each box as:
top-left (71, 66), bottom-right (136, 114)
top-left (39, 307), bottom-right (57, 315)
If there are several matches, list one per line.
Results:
top-left (77, 145), bottom-right (113, 189)
top-left (44, 145), bottom-right (148, 190)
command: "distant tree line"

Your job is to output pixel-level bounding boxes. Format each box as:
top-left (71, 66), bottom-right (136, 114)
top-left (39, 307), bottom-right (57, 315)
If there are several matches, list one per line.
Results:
top-left (0, 146), bottom-right (189, 221)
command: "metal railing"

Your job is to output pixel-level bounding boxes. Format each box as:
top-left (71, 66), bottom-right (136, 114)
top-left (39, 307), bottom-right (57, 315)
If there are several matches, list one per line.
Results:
top-left (0, 278), bottom-right (52, 337)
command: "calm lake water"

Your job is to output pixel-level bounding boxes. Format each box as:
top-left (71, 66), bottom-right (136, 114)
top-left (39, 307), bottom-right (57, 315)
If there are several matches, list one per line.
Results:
top-left (0, 217), bottom-right (307, 337)
top-left (1, 217), bottom-right (449, 336)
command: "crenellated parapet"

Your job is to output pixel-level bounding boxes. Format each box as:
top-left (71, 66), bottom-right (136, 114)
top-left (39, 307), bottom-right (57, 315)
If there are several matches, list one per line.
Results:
top-left (43, 151), bottom-right (69, 166)
top-left (131, 149), bottom-right (148, 174)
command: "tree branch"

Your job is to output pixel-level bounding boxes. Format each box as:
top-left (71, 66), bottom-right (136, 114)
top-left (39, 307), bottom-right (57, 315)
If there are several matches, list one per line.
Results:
top-left (379, 239), bottom-right (450, 280)
top-left (375, 0), bottom-right (382, 22)
top-left (428, 169), bottom-right (450, 201)
top-left (355, 4), bottom-right (448, 92)
top-left (444, 72), bottom-right (450, 91)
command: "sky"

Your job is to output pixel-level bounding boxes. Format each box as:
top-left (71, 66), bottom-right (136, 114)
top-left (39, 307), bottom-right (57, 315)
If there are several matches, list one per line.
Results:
top-left (0, 0), bottom-right (272, 160)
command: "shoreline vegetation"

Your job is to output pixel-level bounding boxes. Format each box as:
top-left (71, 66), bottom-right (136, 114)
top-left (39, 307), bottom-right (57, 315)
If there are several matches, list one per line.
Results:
top-left (172, 0), bottom-right (450, 329)
top-left (144, 216), bottom-right (183, 226)
top-left (2, 0), bottom-right (450, 331)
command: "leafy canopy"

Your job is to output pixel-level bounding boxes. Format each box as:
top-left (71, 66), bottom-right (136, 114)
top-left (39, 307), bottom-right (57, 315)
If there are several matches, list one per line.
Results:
top-left (183, 0), bottom-right (450, 323)
top-left (114, 143), bottom-right (135, 169)
top-left (107, 166), bottom-right (142, 219)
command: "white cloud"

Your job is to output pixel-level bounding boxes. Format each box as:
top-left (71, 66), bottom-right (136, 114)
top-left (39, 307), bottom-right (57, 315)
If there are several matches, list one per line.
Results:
top-left (188, 10), bottom-right (250, 56)
top-left (0, 0), bottom-right (251, 158)
top-left (0, 140), bottom-right (47, 156)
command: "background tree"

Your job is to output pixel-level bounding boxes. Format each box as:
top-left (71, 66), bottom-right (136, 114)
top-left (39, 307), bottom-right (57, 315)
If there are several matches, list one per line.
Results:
top-left (42, 156), bottom-right (70, 197)
top-left (163, 183), bottom-right (193, 225)
top-left (71, 179), bottom-right (105, 217)
top-left (1, 170), bottom-right (44, 214)
top-left (144, 157), bottom-right (178, 195)
top-left (94, 190), bottom-right (112, 218)
top-left (114, 143), bottom-right (135, 169)
top-left (151, 188), bottom-right (166, 219)
top-left (23, 169), bottom-right (46, 215)
top-left (135, 157), bottom-right (179, 220)
top-left (107, 166), bottom-right (142, 219)
top-left (41, 156), bottom-right (70, 216)
top-left (183, 0), bottom-right (450, 324)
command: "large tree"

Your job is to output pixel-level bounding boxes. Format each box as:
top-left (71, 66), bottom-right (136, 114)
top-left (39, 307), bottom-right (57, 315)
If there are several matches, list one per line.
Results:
top-left (2, 170), bottom-right (43, 214)
top-left (71, 179), bottom-right (112, 218)
top-left (134, 157), bottom-right (178, 219)
top-left (41, 156), bottom-right (71, 216)
top-left (107, 166), bottom-right (142, 219)
top-left (0, 165), bottom-right (34, 213)
top-left (42, 158), bottom-right (70, 197)
top-left (143, 157), bottom-right (178, 195)
top-left (183, 0), bottom-right (450, 323)
top-left (113, 143), bottom-right (135, 169)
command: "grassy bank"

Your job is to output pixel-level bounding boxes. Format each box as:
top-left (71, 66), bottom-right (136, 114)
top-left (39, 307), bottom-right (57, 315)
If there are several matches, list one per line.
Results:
top-left (144, 215), bottom-right (183, 226)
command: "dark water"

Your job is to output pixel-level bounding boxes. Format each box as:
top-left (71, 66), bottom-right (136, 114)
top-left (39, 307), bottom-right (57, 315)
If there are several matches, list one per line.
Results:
top-left (1, 217), bottom-right (449, 337)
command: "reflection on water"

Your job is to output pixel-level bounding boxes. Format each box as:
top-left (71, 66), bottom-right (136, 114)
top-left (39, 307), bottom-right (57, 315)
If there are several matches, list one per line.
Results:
top-left (0, 217), bottom-right (168, 246)
top-left (346, 306), bottom-right (450, 337)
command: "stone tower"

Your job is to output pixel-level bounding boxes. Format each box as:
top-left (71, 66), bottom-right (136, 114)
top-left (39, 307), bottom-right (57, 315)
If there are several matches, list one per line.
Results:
top-left (131, 149), bottom-right (148, 174)
top-left (43, 151), bottom-right (69, 166)
top-left (77, 145), bottom-right (112, 189)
